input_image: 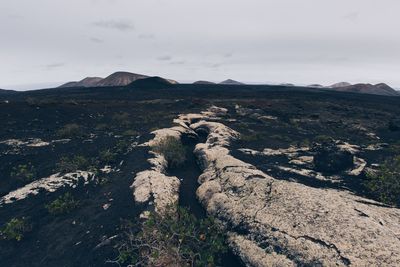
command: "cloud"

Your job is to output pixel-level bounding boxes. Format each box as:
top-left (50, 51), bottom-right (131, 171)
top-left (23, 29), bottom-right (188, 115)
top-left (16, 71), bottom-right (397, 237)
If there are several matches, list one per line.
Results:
top-left (89, 37), bottom-right (104, 43)
top-left (43, 63), bottom-right (65, 70)
top-left (138, 34), bottom-right (155, 39)
top-left (170, 61), bottom-right (186, 65)
top-left (92, 20), bottom-right (135, 31)
top-left (204, 62), bottom-right (221, 68)
top-left (7, 14), bottom-right (24, 20)
top-left (157, 56), bottom-right (172, 61)
top-left (223, 52), bottom-right (233, 58)
top-left (342, 12), bottom-right (359, 21)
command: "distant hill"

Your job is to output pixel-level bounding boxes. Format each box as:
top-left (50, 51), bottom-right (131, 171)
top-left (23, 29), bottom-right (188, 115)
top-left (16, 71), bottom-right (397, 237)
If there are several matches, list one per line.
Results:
top-left (127, 76), bottom-right (176, 88)
top-left (193, 80), bottom-right (216, 85)
top-left (96, 72), bottom-right (149, 87)
top-left (330, 82), bottom-right (352, 88)
top-left (331, 83), bottom-right (399, 96)
top-left (60, 77), bottom-right (103, 88)
top-left (0, 88), bottom-right (16, 94)
top-left (308, 84), bottom-right (324, 88)
top-left (219, 79), bottom-right (244, 85)
top-left (58, 71), bottom-right (179, 88)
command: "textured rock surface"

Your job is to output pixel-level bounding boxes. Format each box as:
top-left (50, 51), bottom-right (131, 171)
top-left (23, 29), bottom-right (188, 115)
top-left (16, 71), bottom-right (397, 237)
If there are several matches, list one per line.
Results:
top-left (0, 171), bottom-right (95, 206)
top-left (185, 107), bottom-right (400, 266)
top-left (131, 169), bottom-right (180, 213)
top-left (131, 127), bottom-right (186, 213)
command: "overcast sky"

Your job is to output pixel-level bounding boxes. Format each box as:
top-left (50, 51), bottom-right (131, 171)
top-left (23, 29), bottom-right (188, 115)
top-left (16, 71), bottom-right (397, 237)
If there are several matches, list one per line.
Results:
top-left (1, 0), bottom-right (399, 90)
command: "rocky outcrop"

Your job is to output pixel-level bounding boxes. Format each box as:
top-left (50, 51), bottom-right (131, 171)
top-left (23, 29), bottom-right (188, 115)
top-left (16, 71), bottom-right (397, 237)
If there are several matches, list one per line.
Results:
top-left (131, 122), bottom-right (197, 214)
top-left (183, 107), bottom-right (400, 266)
top-left (132, 148), bottom-right (180, 214)
top-left (131, 106), bottom-right (230, 214)
top-left (131, 105), bottom-right (400, 265)
top-left (0, 171), bottom-right (95, 206)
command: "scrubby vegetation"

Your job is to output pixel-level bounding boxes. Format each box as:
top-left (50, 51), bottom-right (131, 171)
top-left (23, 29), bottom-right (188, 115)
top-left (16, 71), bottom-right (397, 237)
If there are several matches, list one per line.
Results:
top-left (57, 123), bottom-right (83, 138)
top-left (365, 156), bottom-right (400, 206)
top-left (121, 129), bottom-right (138, 137)
top-left (0, 218), bottom-right (32, 241)
top-left (116, 206), bottom-right (227, 267)
top-left (10, 163), bottom-right (36, 182)
top-left (56, 155), bottom-right (92, 173)
top-left (45, 193), bottom-right (80, 215)
top-left (99, 149), bottom-right (118, 164)
top-left (152, 136), bottom-right (186, 168)
top-left (112, 112), bottom-right (131, 127)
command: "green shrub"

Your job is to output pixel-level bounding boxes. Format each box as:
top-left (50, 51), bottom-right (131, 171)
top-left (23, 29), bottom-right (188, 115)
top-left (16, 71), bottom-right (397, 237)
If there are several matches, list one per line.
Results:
top-left (57, 123), bottom-right (82, 138)
top-left (115, 140), bottom-right (131, 154)
top-left (151, 136), bottom-right (186, 168)
top-left (121, 129), bottom-right (138, 137)
top-left (365, 156), bottom-right (400, 206)
top-left (96, 177), bottom-right (110, 186)
top-left (46, 193), bottom-right (80, 215)
top-left (241, 132), bottom-right (264, 142)
top-left (56, 155), bottom-right (91, 173)
top-left (99, 149), bottom-right (117, 164)
top-left (314, 135), bottom-right (333, 143)
top-left (95, 123), bottom-right (110, 131)
top-left (270, 134), bottom-right (292, 143)
top-left (117, 206), bottom-right (227, 266)
top-left (112, 112), bottom-right (131, 127)
top-left (1, 218), bottom-right (32, 241)
top-left (11, 163), bottom-right (36, 182)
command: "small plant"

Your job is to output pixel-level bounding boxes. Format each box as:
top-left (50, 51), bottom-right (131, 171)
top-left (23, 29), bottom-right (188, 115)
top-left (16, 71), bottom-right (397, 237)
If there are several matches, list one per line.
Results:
top-left (314, 135), bottom-right (333, 144)
top-left (96, 177), bottom-right (110, 186)
top-left (11, 163), bottom-right (36, 182)
top-left (364, 156), bottom-right (400, 206)
top-left (151, 136), bottom-right (186, 168)
top-left (121, 129), bottom-right (138, 137)
top-left (116, 206), bottom-right (227, 266)
top-left (99, 149), bottom-right (117, 164)
top-left (1, 217), bottom-right (32, 241)
top-left (57, 123), bottom-right (83, 138)
top-left (241, 132), bottom-right (264, 142)
top-left (46, 193), bottom-right (80, 215)
top-left (95, 123), bottom-right (110, 131)
top-left (112, 112), bottom-right (131, 127)
top-left (115, 139), bottom-right (131, 154)
top-left (56, 155), bottom-right (91, 173)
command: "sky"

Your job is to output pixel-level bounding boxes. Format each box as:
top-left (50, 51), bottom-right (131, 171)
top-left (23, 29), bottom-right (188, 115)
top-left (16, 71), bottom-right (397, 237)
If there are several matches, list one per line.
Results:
top-left (1, 0), bottom-right (399, 90)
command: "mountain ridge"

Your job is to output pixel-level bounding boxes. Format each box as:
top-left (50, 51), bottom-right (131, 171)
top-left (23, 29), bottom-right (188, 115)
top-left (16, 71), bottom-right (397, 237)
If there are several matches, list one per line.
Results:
top-left (219, 79), bottom-right (244, 85)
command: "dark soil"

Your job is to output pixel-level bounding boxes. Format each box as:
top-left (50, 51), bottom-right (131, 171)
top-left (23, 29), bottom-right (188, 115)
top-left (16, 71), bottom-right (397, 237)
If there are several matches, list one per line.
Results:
top-left (0, 83), bottom-right (399, 266)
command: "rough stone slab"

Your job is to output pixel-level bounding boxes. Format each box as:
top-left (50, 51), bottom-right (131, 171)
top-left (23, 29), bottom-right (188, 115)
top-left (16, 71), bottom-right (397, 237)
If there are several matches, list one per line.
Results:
top-left (131, 170), bottom-right (180, 213)
top-left (190, 113), bottom-right (400, 266)
top-left (0, 171), bottom-right (95, 206)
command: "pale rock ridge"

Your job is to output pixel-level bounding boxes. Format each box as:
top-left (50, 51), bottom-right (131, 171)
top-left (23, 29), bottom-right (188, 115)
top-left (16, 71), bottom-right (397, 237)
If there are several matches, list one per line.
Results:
top-left (0, 171), bottom-right (95, 206)
top-left (184, 107), bottom-right (400, 266)
top-left (131, 106), bottom-right (231, 214)
top-left (228, 233), bottom-right (294, 267)
top-left (131, 121), bottom-right (198, 214)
